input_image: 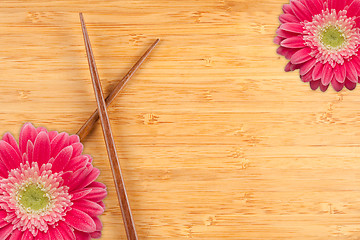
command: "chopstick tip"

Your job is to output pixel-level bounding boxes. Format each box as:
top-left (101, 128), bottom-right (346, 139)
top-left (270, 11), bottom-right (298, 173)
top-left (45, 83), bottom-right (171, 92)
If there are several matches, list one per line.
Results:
top-left (79, 12), bottom-right (84, 23)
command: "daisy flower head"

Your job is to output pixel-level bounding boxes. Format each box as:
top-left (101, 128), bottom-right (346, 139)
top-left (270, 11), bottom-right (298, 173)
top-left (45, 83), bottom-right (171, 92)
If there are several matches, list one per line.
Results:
top-left (0, 123), bottom-right (107, 239)
top-left (274, 0), bottom-right (360, 91)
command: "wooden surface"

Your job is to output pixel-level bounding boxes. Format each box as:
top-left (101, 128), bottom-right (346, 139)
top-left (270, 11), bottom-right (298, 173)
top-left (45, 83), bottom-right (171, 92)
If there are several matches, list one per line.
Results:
top-left (2, 0), bottom-right (360, 239)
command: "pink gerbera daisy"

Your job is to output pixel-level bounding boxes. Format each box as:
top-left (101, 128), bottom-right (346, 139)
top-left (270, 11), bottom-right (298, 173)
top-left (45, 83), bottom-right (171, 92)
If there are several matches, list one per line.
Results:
top-left (274, 0), bottom-right (360, 91)
top-left (0, 123), bottom-right (107, 239)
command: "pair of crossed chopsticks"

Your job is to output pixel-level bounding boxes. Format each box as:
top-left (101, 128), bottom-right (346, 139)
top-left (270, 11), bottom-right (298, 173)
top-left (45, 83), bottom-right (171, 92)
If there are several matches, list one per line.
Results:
top-left (78, 13), bottom-right (158, 240)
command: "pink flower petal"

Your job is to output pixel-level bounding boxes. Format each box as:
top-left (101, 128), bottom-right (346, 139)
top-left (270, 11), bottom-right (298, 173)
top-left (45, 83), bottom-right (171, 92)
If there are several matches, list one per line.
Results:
top-left (334, 64), bottom-right (346, 83)
top-left (345, 79), bottom-right (357, 90)
top-left (8, 229), bottom-right (22, 240)
top-left (280, 36), bottom-right (304, 48)
top-left (2, 133), bottom-right (20, 157)
top-left (300, 58), bottom-right (316, 76)
top-left (26, 140), bottom-right (34, 164)
top-left (65, 155), bottom-right (89, 172)
top-left (0, 160), bottom-right (8, 178)
top-left (349, 60), bottom-right (359, 76)
top-left (328, 0), bottom-right (346, 12)
top-left (50, 132), bottom-right (69, 158)
top-left (23, 152), bottom-right (29, 164)
top-left (0, 140), bottom-right (22, 170)
top-left (282, 4), bottom-right (293, 14)
top-left (57, 221), bottom-right (75, 240)
top-left (291, 47), bottom-right (312, 65)
top-left (0, 220), bottom-right (8, 229)
top-left (0, 210), bottom-right (9, 228)
top-left (88, 181), bottom-right (106, 189)
top-left (61, 171), bottom-right (74, 186)
top-left (303, 0), bottom-right (323, 15)
top-left (277, 46), bottom-right (298, 60)
top-left (273, 36), bottom-right (283, 45)
top-left (320, 83), bottom-right (329, 92)
top-left (276, 28), bottom-right (298, 38)
top-left (83, 154), bottom-right (93, 163)
top-left (301, 71), bottom-right (313, 82)
top-left (19, 123), bottom-right (37, 155)
top-left (71, 142), bottom-right (84, 159)
top-left (92, 216), bottom-right (103, 231)
top-left (36, 230), bottom-right (51, 240)
top-left (346, 0), bottom-right (360, 17)
top-left (0, 224), bottom-right (13, 239)
top-left (75, 167), bottom-right (100, 190)
top-left (21, 230), bottom-right (34, 240)
top-left (69, 135), bottom-right (80, 144)
top-left (345, 61), bottom-right (358, 83)
top-left (71, 189), bottom-right (92, 201)
top-left (284, 62), bottom-right (293, 72)
top-left (48, 227), bottom-right (64, 240)
top-left (67, 167), bottom-right (90, 192)
top-left (279, 13), bottom-right (299, 23)
top-left (290, 62), bottom-right (300, 71)
top-left (90, 231), bottom-right (101, 238)
top-left (36, 127), bottom-right (47, 134)
top-left (351, 56), bottom-right (360, 75)
top-left (312, 62), bottom-right (324, 80)
top-left (321, 63), bottom-right (333, 85)
top-left (280, 23), bottom-right (304, 34)
top-left (73, 199), bottom-right (104, 217)
top-left (290, 0), bottom-right (312, 21)
top-left (310, 80), bottom-right (321, 90)
top-left (90, 231), bottom-right (102, 238)
top-left (0, 210), bottom-right (7, 220)
top-left (74, 231), bottom-right (91, 240)
top-left (84, 187), bottom-right (107, 202)
top-left (331, 78), bottom-right (344, 91)
top-left (65, 208), bottom-right (96, 233)
top-left (97, 201), bottom-right (105, 210)
top-left (33, 131), bottom-right (51, 166)
top-left (48, 131), bottom-right (58, 142)
top-left (51, 146), bottom-right (73, 173)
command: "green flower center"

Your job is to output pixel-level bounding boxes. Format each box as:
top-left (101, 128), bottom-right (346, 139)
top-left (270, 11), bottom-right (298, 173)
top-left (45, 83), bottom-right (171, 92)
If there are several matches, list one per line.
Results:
top-left (320, 26), bottom-right (345, 48)
top-left (18, 184), bottom-right (50, 212)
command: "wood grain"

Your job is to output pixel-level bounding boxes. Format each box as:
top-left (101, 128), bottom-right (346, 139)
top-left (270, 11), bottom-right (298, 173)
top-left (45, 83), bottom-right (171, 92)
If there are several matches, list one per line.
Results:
top-left (77, 38), bottom-right (159, 142)
top-left (1, 0), bottom-right (360, 239)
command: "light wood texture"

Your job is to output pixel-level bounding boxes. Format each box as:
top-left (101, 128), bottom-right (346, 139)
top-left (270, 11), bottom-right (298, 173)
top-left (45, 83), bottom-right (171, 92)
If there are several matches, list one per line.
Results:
top-left (1, 0), bottom-right (360, 239)
top-left (77, 38), bottom-right (159, 142)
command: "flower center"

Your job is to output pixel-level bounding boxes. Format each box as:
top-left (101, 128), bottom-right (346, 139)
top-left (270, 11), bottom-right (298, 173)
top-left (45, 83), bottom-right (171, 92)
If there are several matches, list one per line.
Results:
top-left (17, 184), bottom-right (50, 212)
top-left (303, 9), bottom-right (360, 67)
top-left (320, 26), bottom-right (345, 49)
top-left (0, 162), bottom-right (72, 236)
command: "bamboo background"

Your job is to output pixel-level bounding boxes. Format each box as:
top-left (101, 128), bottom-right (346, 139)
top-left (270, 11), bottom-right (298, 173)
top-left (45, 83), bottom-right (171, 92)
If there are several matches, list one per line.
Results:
top-left (2, 0), bottom-right (360, 239)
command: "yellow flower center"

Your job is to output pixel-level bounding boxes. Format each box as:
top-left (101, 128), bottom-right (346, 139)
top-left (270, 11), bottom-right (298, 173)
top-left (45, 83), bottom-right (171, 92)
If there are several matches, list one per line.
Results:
top-left (18, 184), bottom-right (50, 212)
top-left (320, 26), bottom-right (345, 49)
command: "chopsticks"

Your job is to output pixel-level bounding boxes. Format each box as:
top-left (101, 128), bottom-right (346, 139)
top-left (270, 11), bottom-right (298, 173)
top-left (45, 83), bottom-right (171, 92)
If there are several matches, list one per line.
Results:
top-left (77, 38), bottom-right (159, 141)
top-left (80, 13), bottom-right (138, 240)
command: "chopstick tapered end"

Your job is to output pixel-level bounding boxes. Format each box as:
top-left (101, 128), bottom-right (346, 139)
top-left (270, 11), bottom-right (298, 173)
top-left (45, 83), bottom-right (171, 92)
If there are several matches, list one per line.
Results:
top-left (79, 13), bottom-right (85, 27)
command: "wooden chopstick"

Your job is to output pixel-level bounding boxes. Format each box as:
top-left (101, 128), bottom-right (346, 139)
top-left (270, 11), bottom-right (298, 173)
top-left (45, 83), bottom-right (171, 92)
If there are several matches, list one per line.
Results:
top-left (77, 38), bottom-right (159, 141)
top-left (79, 13), bottom-right (138, 240)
